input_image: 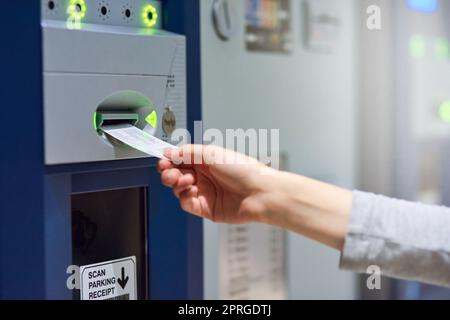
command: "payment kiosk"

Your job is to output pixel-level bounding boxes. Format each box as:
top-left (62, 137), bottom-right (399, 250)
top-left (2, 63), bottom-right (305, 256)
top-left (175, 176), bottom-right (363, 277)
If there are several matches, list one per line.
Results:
top-left (0, 0), bottom-right (202, 299)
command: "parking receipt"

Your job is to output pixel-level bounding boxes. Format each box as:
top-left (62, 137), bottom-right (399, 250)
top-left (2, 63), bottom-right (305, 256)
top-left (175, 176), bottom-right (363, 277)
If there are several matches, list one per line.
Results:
top-left (102, 124), bottom-right (178, 159)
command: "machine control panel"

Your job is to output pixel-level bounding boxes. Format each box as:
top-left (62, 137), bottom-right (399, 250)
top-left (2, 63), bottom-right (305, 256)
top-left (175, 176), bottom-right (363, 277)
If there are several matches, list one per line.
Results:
top-left (41, 0), bottom-right (187, 165)
top-left (42, 0), bottom-right (162, 29)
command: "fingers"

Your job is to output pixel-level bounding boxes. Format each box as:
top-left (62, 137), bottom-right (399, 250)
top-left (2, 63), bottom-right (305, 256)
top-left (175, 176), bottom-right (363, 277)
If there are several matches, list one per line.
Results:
top-left (161, 167), bottom-right (197, 197)
top-left (179, 186), bottom-right (201, 216)
top-left (157, 159), bottom-right (174, 173)
top-left (173, 169), bottom-right (196, 198)
top-left (161, 168), bottom-right (182, 187)
top-left (160, 167), bottom-right (201, 217)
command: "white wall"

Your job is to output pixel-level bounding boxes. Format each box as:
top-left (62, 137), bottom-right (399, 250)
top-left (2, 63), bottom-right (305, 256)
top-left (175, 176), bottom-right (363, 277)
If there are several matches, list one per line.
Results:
top-left (201, 0), bottom-right (358, 299)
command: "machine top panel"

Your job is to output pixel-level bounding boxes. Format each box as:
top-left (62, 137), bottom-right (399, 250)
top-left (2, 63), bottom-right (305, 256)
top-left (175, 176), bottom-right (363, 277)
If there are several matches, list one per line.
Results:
top-left (42, 21), bottom-right (184, 75)
top-left (42, 0), bottom-right (163, 30)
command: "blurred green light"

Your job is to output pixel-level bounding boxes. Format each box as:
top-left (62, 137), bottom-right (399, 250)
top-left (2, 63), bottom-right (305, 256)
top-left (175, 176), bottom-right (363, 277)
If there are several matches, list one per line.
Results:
top-left (410, 35), bottom-right (426, 59)
top-left (142, 4), bottom-right (158, 28)
top-left (435, 38), bottom-right (449, 60)
top-left (139, 28), bottom-right (158, 36)
top-left (94, 112), bottom-right (98, 130)
top-left (68, 0), bottom-right (87, 20)
top-left (439, 100), bottom-right (450, 123)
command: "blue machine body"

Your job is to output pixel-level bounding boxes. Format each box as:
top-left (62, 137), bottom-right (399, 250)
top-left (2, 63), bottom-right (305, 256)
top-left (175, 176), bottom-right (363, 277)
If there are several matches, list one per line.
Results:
top-left (0, 0), bottom-right (203, 300)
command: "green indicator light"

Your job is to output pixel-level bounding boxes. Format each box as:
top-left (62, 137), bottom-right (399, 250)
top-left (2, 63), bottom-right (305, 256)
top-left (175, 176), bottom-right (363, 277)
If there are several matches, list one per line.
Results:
top-left (68, 0), bottom-right (87, 20)
top-left (439, 100), bottom-right (450, 123)
top-left (93, 112), bottom-right (98, 130)
top-left (139, 28), bottom-right (158, 36)
top-left (435, 37), bottom-right (449, 60)
top-left (145, 111), bottom-right (158, 128)
top-left (142, 4), bottom-right (158, 28)
top-left (410, 35), bottom-right (426, 59)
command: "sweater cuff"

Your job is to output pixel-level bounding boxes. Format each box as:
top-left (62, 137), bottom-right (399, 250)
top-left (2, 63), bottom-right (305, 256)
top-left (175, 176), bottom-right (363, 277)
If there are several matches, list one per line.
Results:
top-left (339, 190), bottom-right (376, 273)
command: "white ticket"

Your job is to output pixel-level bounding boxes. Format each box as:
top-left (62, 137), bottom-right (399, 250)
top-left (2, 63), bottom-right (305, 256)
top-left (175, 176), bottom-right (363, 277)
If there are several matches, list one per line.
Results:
top-left (102, 124), bottom-right (178, 159)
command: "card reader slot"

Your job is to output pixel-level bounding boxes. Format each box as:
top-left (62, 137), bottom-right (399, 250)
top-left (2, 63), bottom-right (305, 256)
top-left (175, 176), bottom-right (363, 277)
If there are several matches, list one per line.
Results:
top-left (96, 112), bottom-right (139, 131)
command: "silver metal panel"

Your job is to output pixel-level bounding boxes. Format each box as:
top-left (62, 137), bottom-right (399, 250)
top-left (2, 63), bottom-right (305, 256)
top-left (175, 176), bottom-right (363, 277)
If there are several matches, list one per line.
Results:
top-left (43, 21), bottom-right (183, 76)
top-left (44, 74), bottom-right (161, 164)
top-left (42, 12), bottom-right (186, 165)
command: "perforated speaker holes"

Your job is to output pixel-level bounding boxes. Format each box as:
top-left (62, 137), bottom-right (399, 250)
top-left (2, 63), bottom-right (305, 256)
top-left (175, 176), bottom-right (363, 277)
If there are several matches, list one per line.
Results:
top-left (122, 4), bottom-right (134, 23)
top-left (46, 0), bottom-right (59, 15)
top-left (98, 1), bottom-right (110, 21)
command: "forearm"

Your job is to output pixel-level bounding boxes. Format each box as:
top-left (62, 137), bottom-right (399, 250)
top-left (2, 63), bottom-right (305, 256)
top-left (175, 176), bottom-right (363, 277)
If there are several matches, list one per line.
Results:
top-left (259, 171), bottom-right (352, 250)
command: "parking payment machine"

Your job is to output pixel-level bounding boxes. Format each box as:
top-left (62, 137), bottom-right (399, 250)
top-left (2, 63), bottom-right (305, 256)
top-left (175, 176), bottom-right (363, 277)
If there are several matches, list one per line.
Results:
top-left (0, 1), bottom-right (203, 300)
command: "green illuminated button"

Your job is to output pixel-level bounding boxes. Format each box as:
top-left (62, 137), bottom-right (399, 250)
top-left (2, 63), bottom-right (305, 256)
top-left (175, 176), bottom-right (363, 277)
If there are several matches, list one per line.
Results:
top-left (142, 4), bottom-right (158, 28)
top-left (145, 111), bottom-right (158, 128)
top-left (68, 0), bottom-right (87, 20)
top-left (439, 100), bottom-right (450, 123)
top-left (94, 111), bottom-right (99, 130)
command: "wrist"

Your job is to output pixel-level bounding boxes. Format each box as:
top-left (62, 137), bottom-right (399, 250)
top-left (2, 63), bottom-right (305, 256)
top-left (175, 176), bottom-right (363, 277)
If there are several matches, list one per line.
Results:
top-left (252, 169), bottom-right (300, 226)
top-left (256, 170), bottom-right (353, 250)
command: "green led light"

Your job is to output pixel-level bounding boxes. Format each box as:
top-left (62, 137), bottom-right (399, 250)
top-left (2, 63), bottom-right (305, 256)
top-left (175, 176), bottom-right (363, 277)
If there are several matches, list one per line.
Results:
top-left (139, 28), bottom-right (158, 36)
top-left (435, 37), bottom-right (450, 60)
top-left (145, 111), bottom-right (158, 128)
top-left (142, 4), bottom-right (158, 28)
top-left (68, 0), bottom-right (87, 20)
top-left (93, 112), bottom-right (98, 130)
top-left (410, 35), bottom-right (426, 59)
top-left (439, 100), bottom-right (450, 123)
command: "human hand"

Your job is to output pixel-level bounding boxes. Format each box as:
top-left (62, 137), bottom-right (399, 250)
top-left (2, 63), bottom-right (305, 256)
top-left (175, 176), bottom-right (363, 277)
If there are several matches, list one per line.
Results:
top-left (158, 145), bottom-right (274, 224)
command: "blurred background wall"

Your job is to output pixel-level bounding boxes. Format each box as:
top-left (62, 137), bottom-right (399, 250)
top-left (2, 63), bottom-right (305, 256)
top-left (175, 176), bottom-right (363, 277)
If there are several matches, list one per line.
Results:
top-left (201, 0), bottom-right (450, 299)
top-left (358, 0), bottom-right (450, 299)
top-left (201, 0), bottom-right (357, 299)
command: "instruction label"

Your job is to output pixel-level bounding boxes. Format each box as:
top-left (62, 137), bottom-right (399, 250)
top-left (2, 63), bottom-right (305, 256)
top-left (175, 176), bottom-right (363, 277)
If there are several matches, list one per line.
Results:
top-left (80, 256), bottom-right (137, 300)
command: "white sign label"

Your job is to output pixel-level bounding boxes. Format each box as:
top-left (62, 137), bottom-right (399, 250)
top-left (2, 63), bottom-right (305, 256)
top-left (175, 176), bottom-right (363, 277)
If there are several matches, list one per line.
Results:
top-left (80, 256), bottom-right (137, 300)
top-left (219, 224), bottom-right (287, 300)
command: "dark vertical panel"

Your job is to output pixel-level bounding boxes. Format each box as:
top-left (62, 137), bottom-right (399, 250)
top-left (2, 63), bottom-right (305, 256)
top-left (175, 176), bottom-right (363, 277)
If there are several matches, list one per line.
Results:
top-left (0, 0), bottom-right (203, 300)
top-left (0, 3), bottom-right (45, 298)
top-left (44, 174), bottom-right (72, 299)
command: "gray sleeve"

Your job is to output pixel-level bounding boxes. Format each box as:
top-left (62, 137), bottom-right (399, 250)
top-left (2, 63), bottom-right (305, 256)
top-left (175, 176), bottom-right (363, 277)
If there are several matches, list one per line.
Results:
top-left (340, 190), bottom-right (450, 288)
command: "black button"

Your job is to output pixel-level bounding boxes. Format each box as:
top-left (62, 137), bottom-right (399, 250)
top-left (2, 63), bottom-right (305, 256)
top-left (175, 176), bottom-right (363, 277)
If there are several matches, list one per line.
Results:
top-left (125, 9), bottom-right (131, 18)
top-left (101, 6), bottom-right (108, 15)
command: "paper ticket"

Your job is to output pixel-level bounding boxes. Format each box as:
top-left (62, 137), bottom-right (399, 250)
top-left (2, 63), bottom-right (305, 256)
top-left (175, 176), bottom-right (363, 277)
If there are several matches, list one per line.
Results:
top-left (102, 124), bottom-right (178, 159)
